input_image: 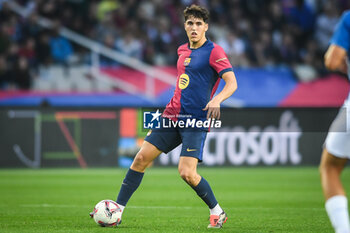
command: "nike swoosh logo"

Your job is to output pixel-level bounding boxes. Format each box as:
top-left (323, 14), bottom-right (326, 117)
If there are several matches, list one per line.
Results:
top-left (186, 148), bottom-right (197, 152)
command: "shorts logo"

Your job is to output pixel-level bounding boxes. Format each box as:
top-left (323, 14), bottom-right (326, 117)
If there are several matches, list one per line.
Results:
top-left (147, 130), bottom-right (152, 136)
top-left (184, 57), bottom-right (191, 66)
top-left (186, 148), bottom-right (197, 152)
top-left (143, 109), bottom-right (162, 129)
top-left (179, 74), bottom-right (190, 89)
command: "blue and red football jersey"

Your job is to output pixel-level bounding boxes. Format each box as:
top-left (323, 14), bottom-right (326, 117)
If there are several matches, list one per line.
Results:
top-left (163, 39), bottom-right (233, 121)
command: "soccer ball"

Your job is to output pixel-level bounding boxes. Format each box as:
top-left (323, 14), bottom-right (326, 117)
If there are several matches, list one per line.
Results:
top-left (92, 200), bottom-right (122, 227)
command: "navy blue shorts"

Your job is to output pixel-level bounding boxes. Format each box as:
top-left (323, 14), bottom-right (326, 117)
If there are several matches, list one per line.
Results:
top-left (144, 124), bottom-right (207, 162)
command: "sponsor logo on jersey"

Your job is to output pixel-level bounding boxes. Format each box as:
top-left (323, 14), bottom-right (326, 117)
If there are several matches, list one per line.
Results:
top-left (179, 74), bottom-right (190, 89)
top-left (184, 57), bottom-right (191, 66)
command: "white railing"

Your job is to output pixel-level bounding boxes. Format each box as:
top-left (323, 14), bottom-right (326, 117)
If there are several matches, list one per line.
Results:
top-left (8, 1), bottom-right (177, 99)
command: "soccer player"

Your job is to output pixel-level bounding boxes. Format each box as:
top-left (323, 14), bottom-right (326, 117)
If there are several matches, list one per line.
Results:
top-left (320, 10), bottom-right (350, 233)
top-left (109, 4), bottom-right (236, 228)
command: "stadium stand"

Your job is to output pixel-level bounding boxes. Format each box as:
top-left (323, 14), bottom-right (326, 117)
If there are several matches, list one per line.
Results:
top-left (0, 0), bottom-right (349, 107)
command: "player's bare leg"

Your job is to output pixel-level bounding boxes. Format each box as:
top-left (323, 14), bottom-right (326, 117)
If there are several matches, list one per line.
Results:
top-left (178, 157), bottom-right (227, 228)
top-left (178, 156), bottom-right (201, 186)
top-left (320, 148), bottom-right (349, 233)
top-left (320, 149), bottom-right (347, 199)
top-left (131, 141), bottom-right (162, 172)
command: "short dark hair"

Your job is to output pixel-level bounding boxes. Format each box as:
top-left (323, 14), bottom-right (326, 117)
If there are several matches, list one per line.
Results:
top-left (183, 4), bottom-right (209, 23)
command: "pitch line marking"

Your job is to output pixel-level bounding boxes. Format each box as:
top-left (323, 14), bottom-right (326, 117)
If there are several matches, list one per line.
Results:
top-left (20, 204), bottom-right (193, 209)
top-left (19, 204), bottom-right (324, 210)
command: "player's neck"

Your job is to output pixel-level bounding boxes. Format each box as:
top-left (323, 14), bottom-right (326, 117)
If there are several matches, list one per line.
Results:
top-left (189, 37), bottom-right (207, 49)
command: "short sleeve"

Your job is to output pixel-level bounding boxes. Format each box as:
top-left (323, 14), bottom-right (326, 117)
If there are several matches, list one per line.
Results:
top-left (331, 11), bottom-right (350, 52)
top-left (209, 45), bottom-right (233, 78)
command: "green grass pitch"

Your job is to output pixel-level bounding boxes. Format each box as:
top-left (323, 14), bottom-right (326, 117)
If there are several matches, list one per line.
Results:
top-left (0, 167), bottom-right (349, 233)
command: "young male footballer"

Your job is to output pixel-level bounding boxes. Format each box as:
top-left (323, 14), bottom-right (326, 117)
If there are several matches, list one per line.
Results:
top-left (320, 10), bottom-right (350, 233)
top-left (92, 5), bottom-right (237, 228)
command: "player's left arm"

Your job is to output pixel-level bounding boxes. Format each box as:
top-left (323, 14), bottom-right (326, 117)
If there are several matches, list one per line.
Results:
top-left (203, 71), bottom-right (237, 119)
top-left (325, 11), bottom-right (350, 73)
top-left (324, 44), bottom-right (348, 73)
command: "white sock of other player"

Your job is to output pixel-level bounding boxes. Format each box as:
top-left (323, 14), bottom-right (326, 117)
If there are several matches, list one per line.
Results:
top-left (118, 203), bottom-right (125, 213)
top-left (210, 203), bottom-right (223, 216)
top-left (325, 195), bottom-right (350, 233)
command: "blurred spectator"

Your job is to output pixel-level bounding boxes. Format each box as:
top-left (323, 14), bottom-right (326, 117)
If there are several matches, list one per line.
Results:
top-left (36, 31), bottom-right (51, 66)
top-left (37, 0), bottom-right (59, 20)
top-left (279, 31), bottom-right (299, 65)
top-left (99, 33), bottom-right (118, 66)
top-left (289, 0), bottom-right (316, 31)
top-left (315, 2), bottom-right (339, 50)
top-left (287, 0), bottom-right (316, 48)
top-left (115, 32), bottom-right (143, 60)
top-left (13, 56), bottom-right (32, 89)
top-left (94, 11), bottom-right (119, 43)
top-left (153, 16), bottom-right (176, 65)
top-left (97, 0), bottom-right (119, 22)
top-left (143, 38), bottom-right (156, 65)
top-left (0, 1), bottom-right (14, 22)
top-left (0, 56), bottom-right (10, 89)
top-left (49, 23), bottom-right (73, 65)
top-left (0, 0), bottom-right (349, 91)
top-left (251, 31), bottom-right (279, 67)
top-left (6, 43), bottom-right (19, 71)
top-left (0, 24), bottom-right (11, 55)
top-left (6, 15), bottom-right (22, 42)
top-left (22, 13), bottom-right (41, 39)
top-left (137, 0), bottom-right (156, 21)
top-left (18, 37), bottom-right (36, 69)
top-left (217, 31), bottom-right (248, 67)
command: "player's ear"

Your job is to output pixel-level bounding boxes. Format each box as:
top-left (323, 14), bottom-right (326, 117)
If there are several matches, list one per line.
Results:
top-left (205, 23), bottom-right (208, 32)
top-left (184, 20), bottom-right (188, 30)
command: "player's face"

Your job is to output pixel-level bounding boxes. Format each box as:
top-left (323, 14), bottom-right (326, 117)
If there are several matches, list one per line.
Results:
top-left (184, 16), bottom-right (208, 44)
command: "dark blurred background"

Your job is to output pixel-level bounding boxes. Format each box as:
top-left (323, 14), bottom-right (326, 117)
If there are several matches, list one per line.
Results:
top-left (0, 0), bottom-right (349, 91)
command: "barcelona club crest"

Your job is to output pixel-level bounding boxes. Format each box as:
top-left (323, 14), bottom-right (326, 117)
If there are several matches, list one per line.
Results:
top-left (184, 57), bottom-right (191, 66)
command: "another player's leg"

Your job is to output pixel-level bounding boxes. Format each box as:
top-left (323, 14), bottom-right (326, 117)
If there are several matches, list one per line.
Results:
top-left (116, 141), bottom-right (162, 212)
top-left (320, 149), bottom-right (349, 233)
top-left (178, 156), bottom-right (227, 228)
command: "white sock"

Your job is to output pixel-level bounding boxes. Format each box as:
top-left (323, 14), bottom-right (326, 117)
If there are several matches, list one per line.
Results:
top-left (210, 203), bottom-right (223, 216)
top-left (325, 195), bottom-right (350, 233)
top-left (117, 203), bottom-right (125, 213)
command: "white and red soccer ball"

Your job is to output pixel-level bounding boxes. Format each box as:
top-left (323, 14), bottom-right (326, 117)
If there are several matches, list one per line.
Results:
top-left (92, 200), bottom-right (122, 227)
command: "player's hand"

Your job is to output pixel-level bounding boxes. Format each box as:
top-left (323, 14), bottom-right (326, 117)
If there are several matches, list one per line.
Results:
top-left (203, 99), bottom-right (221, 119)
